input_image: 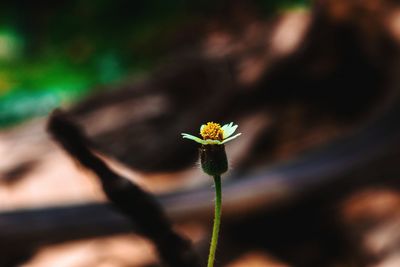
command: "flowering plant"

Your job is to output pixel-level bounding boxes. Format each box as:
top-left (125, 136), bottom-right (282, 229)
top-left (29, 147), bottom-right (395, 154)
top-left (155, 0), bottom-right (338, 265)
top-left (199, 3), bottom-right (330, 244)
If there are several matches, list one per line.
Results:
top-left (182, 122), bottom-right (241, 267)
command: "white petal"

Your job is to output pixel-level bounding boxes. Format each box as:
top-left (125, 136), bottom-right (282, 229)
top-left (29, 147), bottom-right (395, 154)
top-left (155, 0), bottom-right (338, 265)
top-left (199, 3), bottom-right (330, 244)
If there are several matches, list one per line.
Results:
top-left (222, 122), bottom-right (233, 129)
top-left (181, 133), bottom-right (207, 144)
top-left (222, 123), bottom-right (238, 139)
top-left (200, 124), bottom-right (206, 133)
top-left (221, 133), bottom-right (241, 144)
top-left (221, 123), bottom-right (229, 134)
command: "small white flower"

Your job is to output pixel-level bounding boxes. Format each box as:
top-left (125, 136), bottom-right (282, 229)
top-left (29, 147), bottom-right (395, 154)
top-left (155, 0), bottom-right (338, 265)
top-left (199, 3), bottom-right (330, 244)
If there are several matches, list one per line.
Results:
top-left (182, 122), bottom-right (241, 145)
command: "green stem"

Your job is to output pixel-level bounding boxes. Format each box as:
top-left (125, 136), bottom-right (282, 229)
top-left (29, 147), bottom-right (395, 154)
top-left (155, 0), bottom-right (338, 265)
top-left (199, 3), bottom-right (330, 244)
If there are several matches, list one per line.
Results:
top-left (207, 175), bottom-right (222, 267)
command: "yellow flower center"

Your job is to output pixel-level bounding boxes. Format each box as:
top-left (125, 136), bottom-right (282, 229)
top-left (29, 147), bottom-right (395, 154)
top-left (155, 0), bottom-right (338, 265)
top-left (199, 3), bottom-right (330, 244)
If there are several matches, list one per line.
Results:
top-left (200, 122), bottom-right (224, 141)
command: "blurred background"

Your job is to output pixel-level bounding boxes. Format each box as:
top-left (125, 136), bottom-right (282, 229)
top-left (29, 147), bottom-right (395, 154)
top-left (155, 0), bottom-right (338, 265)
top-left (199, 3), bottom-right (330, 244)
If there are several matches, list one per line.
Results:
top-left (2, 0), bottom-right (400, 266)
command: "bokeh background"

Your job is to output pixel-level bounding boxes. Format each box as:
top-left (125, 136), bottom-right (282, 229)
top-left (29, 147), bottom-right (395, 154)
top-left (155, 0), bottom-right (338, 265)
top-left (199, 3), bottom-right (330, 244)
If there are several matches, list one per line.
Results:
top-left (2, 0), bottom-right (400, 266)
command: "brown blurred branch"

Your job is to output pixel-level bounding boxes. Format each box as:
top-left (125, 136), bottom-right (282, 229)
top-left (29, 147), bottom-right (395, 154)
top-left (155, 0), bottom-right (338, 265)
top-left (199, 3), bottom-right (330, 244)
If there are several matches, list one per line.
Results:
top-left (47, 110), bottom-right (200, 267)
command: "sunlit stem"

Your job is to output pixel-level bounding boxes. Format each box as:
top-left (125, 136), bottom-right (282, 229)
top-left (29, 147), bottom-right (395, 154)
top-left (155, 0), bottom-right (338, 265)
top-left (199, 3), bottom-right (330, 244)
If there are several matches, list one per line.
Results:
top-left (207, 175), bottom-right (222, 267)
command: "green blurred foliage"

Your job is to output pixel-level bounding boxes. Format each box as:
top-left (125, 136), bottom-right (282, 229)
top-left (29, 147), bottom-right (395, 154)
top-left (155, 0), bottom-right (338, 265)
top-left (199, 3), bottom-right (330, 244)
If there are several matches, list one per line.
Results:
top-left (0, 0), bottom-right (309, 127)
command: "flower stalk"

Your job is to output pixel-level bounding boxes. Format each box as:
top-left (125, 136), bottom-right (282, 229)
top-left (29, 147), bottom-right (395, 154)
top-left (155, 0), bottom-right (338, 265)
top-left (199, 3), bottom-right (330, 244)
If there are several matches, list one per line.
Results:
top-left (207, 175), bottom-right (222, 267)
